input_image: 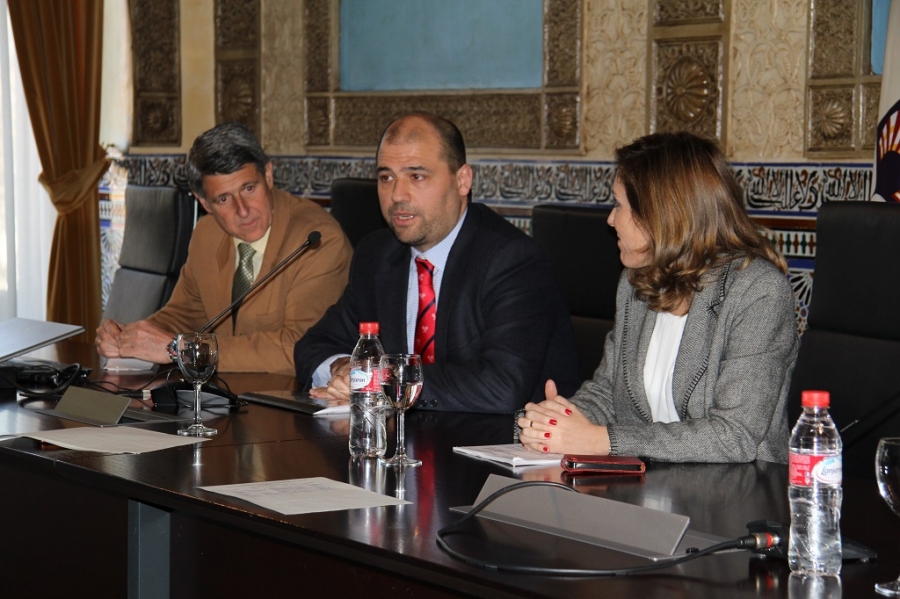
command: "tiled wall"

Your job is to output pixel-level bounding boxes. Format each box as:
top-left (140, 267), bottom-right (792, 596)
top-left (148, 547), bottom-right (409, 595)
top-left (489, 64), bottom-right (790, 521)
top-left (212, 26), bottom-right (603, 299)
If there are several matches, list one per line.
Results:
top-left (103, 154), bottom-right (874, 334)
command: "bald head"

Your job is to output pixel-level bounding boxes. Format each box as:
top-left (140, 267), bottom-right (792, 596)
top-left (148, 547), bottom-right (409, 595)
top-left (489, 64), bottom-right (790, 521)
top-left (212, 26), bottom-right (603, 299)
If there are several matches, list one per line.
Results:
top-left (377, 112), bottom-right (467, 173)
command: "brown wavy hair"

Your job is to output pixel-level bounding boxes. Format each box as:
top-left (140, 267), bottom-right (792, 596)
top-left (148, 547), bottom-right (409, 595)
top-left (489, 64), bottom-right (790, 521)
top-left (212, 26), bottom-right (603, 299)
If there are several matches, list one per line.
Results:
top-left (615, 131), bottom-right (786, 312)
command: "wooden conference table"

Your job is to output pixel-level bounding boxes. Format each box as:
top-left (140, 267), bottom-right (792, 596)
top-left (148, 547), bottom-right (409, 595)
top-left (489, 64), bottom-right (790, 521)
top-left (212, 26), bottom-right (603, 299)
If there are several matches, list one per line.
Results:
top-left (0, 341), bottom-right (898, 598)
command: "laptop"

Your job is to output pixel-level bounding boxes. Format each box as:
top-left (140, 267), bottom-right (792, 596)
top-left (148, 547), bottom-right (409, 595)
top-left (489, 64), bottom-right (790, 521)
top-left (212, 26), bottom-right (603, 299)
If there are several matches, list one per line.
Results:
top-left (0, 318), bottom-right (84, 362)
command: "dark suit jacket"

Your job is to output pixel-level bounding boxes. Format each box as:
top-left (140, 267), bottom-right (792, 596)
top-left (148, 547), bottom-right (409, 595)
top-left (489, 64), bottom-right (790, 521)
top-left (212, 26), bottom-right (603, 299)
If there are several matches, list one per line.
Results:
top-left (294, 202), bottom-right (580, 414)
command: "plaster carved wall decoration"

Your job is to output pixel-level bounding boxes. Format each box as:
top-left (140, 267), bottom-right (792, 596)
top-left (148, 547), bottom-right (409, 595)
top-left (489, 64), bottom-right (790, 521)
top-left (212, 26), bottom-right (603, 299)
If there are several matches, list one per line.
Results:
top-left (729, 0), bottom-right (807, 160)
top-left (583, 0), bottom-right (647, 158)
top-left (304, 0), bottom-right (582, 152)
top-left (655, 0), bottom-right (723, 25)
top-left (652, 40), bottom-right (722, 140)
top-left (260, 0), bottom-right (305, 154)
top-left (216, 0), bottom-right (260, 136)
top-left (129, 0), bottom-right (180, 145)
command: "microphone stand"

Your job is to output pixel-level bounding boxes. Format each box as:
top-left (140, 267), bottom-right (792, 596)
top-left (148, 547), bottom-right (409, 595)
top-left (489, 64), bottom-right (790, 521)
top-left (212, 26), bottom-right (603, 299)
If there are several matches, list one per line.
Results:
top-left (199, 230), bottom-right (321, 334)
top-left (839, 387), bottom-right (900, 450)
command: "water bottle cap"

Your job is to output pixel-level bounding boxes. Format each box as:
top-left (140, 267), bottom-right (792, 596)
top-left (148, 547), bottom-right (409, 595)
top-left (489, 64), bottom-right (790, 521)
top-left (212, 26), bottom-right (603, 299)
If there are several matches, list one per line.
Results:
top-left (801, 390), bottom-right (830, 408)
top-left (359, 322), bottom-right (379, 335)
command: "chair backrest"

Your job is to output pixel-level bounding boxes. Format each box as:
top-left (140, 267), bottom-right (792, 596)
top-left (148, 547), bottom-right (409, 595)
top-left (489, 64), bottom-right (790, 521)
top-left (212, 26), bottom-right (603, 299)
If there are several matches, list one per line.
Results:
top-left (787, 201), bottom-right (900, 478)
top-left (531, 204), bottom-right (623, 381)
top-left (103, 186), bottom-right (195, 323)
top-left (329, 178), bottom-right (387, 246)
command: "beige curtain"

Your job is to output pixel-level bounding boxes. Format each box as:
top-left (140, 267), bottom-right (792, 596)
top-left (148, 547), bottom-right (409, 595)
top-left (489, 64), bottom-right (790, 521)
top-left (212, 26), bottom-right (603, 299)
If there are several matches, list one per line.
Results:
top-left (7, 0), bottom-right (109, 341)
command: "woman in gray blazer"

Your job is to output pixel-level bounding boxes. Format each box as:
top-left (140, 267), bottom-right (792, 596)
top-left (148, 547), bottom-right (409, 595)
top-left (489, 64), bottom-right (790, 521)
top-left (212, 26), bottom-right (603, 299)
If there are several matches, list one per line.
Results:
top-left (518, 132), bottom-right (798, 463)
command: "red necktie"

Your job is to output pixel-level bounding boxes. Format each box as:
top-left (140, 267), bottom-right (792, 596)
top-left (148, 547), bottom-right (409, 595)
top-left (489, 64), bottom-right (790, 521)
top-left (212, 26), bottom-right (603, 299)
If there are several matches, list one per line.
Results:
top-left (415, 258), bottom-right (436, 364)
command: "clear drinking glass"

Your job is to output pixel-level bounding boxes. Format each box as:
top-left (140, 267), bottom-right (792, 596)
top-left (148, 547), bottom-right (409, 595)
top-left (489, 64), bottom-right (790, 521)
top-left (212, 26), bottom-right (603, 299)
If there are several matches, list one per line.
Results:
top-left (379, 353), bottom-right (423, 467)
top-left (876, 437), bottom-right (900, 596)
top-left (175, 332), bottom-right (218, 437)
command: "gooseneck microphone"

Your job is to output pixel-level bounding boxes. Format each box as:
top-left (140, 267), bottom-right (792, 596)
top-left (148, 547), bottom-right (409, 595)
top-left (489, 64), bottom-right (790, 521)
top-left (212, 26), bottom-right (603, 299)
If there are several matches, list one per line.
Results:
top-left (198, 230), bottom-right (322, 334)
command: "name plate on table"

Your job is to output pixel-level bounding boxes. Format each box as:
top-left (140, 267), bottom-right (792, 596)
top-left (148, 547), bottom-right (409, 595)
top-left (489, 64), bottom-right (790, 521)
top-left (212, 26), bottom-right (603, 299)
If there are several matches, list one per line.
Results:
top-left (453, 474), bottom-right (726, 560)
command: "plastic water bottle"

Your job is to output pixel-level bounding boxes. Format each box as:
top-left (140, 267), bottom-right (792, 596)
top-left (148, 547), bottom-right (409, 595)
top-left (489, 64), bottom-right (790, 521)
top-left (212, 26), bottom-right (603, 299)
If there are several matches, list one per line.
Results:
top-left (349, 322), bottom-right (387, 458)
top-left (788, 389), bottom-right (843, 576)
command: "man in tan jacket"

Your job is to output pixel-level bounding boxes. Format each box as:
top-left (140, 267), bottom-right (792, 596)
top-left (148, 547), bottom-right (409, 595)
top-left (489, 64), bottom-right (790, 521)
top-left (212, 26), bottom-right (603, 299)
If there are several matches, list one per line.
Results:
top-left (96, 123), bottom-right (352, 375)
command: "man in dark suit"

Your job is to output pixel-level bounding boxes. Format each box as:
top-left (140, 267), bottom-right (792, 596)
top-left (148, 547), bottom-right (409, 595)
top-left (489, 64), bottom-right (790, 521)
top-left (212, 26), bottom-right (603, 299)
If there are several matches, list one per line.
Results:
top-left (293, 112), bottom-right (579, 414)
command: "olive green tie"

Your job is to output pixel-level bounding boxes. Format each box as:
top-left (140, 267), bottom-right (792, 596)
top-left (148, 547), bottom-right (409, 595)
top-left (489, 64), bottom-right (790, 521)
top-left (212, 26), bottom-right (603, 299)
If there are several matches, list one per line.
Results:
top-left (231, 243), bottom-right (256, 302)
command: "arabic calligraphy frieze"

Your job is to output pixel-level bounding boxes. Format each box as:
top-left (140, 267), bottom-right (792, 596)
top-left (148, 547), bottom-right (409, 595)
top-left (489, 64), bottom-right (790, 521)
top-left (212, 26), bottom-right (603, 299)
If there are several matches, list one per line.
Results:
top-left (121, 155), bottom-right (872, 213)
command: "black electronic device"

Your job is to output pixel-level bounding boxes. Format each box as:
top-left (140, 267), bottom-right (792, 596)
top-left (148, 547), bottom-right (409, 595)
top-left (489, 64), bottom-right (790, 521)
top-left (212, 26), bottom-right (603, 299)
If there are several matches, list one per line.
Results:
top-left (150, 379), bottom-right (240, 408)
top-left (238, 390), bottom-right (339, 415)
top-left (747, 520), bottom-right (876, 563)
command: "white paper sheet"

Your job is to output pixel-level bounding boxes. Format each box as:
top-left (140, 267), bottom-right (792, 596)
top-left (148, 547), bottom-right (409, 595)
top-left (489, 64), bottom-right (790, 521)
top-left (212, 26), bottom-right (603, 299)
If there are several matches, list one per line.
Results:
top-left (21, 426), bottom-right (210, 453)
top-left (312, 404), bottom-right (350, 417)
top-left (453, 444), bottom-right (564, 467)
top-left (199, 477), bottom-right (410, 514)
top-left (102, 357), bottom-right (158, 373)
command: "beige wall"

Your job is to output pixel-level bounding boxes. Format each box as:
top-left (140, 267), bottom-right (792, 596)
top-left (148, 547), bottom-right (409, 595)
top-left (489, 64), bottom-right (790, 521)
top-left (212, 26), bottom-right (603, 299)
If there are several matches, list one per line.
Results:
top-left (132, 0), bottom-right (814, 163)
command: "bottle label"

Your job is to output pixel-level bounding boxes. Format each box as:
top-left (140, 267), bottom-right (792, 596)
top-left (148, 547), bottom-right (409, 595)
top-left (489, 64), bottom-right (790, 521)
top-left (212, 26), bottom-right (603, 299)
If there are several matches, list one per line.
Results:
top-left (789, 453), bottom-right (842, 487)
top-left (350, 368), bottom-right (380, 392)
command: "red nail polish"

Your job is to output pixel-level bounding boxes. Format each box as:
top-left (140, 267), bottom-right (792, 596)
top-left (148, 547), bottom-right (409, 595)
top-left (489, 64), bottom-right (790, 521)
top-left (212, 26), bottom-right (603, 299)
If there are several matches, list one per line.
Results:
top-left (542, 446), bottom-right (549, 452)
top-left (544, 432), bottom-right (551, 438)
top-left (549, 419), bottom-right (557, 426)
top-left (565, 409), bottom-right (572, 416)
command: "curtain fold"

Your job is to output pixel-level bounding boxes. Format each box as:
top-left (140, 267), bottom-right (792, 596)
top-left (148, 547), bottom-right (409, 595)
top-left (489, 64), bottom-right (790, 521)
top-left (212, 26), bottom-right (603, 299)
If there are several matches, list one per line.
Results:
top-left (7, 0), bottom-right (109, 341)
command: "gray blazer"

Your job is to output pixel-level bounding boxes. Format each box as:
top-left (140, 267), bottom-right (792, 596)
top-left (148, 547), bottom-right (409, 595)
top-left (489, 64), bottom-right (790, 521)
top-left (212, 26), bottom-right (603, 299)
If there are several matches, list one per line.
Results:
top-left (570, 258), bottom-right (798, 463)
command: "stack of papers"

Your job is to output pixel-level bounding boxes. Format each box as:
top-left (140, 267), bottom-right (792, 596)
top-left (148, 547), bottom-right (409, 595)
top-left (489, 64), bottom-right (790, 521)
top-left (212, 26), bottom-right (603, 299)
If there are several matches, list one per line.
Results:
top-left (453, 444), bottom-right (564, 467)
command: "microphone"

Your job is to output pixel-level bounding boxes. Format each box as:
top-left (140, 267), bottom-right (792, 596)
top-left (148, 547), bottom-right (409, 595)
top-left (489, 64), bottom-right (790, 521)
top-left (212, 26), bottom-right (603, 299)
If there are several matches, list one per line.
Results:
top-left (199, 230), bottom-right (322, 334)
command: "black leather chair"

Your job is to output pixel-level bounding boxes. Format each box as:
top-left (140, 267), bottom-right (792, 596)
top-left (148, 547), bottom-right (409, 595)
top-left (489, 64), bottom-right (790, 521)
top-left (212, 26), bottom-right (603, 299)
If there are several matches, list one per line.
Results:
top-left (103, 186), bottom-right (195, 323)
top-left (787, 201), bottom-right (900, 478)
top-left (329, 178), bottom-right (388, 247)
top-left (531, 204), bottom-right (623, 381)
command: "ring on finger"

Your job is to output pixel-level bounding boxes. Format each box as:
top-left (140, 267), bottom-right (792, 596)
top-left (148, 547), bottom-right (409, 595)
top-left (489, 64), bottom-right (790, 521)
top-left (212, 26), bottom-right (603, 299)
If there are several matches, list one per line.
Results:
top-left (529, 420), bottom-right (534, 428)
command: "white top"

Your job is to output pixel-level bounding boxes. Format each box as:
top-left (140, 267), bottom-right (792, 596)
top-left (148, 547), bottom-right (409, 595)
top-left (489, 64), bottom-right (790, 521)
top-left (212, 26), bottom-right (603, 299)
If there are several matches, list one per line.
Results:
top-left (643, 311), bottom-right (687, 423)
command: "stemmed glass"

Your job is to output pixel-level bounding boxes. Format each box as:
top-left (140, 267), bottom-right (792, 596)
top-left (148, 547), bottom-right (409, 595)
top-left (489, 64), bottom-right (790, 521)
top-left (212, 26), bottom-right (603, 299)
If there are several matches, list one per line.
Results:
top-left (175, 332), bottom-right (219, 437)
top-left (876, 437), bottom-right (900, 596)
top-left (379, 353), bottom-right (423, 467)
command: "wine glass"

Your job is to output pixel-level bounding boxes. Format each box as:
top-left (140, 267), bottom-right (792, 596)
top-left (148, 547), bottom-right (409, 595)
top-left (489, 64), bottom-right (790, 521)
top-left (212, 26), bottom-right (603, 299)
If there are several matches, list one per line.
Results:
top-left (175, 332), bottom-right (218, 437)
top-left (876, 437), bottom-right (900, 596)
top-left (379, 353), bottom-right (423, 467)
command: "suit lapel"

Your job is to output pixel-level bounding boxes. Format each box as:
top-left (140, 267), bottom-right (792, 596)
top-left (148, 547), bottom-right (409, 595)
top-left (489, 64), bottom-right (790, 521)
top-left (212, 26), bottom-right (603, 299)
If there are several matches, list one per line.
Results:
top-left (376, 240), bottom-right (411, 354)
top-left (622, 296), bottom-right (656, 422)
top-left (433, 205), bottom-right (479, 358)
top-left (671, 262), bottom-right (729, 417)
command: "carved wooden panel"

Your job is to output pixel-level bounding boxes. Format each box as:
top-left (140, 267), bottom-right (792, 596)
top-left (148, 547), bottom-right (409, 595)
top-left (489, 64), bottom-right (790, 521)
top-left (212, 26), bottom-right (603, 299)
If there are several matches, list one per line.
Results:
top-left (130, 0), bottom-right (181, 145)
top-left (807, 85), bottom-right (854, 151)
top-left (305, 0), bottom-right (582, 152)
top-left (215, 0), bottom-right (260, 136)
top-left (648, 1), bottom-right (727, 143)
top-left (545, 0), bottom-right (581, 87)
top-left (654, 0), bottom-right (723, 26)
top-left (651, 39), bottom-right (723, 140)
top-left (305, 0), bottom-right (333, 94)
top-left (809, 0), bottom-right (856, 79)
top-left (333, 94), bottom-right (543, 148)
top-left (806, 0), bottom-right (881, 157)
